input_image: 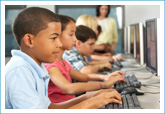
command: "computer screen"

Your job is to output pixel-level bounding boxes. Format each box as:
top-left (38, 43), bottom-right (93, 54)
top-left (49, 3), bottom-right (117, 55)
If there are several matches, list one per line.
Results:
top-left (130, 25), bottom-right (135, 56)
top-left (146, 19), bottom-right (157, 74)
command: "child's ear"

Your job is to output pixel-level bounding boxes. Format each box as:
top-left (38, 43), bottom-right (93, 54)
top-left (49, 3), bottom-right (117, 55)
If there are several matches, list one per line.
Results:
top-left (76, 40), bottom-right (81, 47)
top-left (23, 34), bottom-right (34, 48)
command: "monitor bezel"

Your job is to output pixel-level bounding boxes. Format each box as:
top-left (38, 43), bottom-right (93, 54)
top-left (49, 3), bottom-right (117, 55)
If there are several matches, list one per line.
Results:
top-left (134, 22), bottom-right (145, 65)
top-left (129, 24), bottom-right (136, 58)
top-left (134, 23), bottom-right (141, 64)
top-left (127, 26), bottom-right (131, 54)
top-left (124, 27), bottom-right (127, 54)
top-left (145, 18), bottom-right (158, 75)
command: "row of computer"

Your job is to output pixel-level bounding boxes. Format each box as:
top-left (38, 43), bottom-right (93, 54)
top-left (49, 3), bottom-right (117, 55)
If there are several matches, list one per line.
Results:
top-left (124, 18), bottom-right (160, 76)
top-left (104, 18), bottom-right (160, 109)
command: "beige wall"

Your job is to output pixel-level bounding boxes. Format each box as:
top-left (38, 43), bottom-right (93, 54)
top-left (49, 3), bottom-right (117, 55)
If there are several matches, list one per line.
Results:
top-left (125, 5), bottom-right (160, 26)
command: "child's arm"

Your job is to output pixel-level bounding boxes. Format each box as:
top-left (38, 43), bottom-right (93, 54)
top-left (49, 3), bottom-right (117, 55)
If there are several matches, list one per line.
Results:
top-left (88, 70), bottom-right (126, 81)
top-left (112, 55), bottom-right (123, 61)
top-left (90, 55), bottom-right (114, 63)
top-left (49, 67), bottom-right (125, 95)
top-left (87, 58), bottom-right (113, 65)
top-left (48, 89), bottom-right (122, 109)
top-left (49, 67), bottom-right (105, 95)
top-left (70, 67), bottom-right (106, 81)
top-left (70, 68), bottom-right (126, 82)
top-left (79, 62), bottom-right (112, 74)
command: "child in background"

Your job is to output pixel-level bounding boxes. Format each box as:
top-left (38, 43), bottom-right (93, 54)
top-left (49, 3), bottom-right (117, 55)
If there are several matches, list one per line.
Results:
top-left (76, 14), bottom-right (123, 61)
top-left (5, 7), bottom-right (122, 109)
top-left (43, 15), bottom-right (125, 103)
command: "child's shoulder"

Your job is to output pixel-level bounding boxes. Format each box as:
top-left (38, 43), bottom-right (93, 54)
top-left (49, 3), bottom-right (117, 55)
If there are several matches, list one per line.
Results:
top-left (64, 48), bottom-right (79, 55)
top-left (63, 50), bottom-right (75, 57)
top-left (5, 55), bottom-right (33, 75)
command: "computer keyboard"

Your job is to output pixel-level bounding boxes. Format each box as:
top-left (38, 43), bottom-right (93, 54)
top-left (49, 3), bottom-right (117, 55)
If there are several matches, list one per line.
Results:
top-left (114, 75), bottom-right (141, 93)
top-left (113, 61), bottom-right (123, 68)
top-left (105, 94), bottom-right (141, 109)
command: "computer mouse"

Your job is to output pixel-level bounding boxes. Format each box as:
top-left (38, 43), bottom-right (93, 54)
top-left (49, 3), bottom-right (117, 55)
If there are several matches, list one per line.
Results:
top-left (121, 87), bottom-right (144, 95)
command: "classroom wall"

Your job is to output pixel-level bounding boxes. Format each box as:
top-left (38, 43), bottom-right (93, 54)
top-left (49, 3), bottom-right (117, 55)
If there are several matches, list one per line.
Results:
top-left (27, 5), bottom-right (55, 12)
top-left (125, 5), bottom-right (160, 26)
top-left (27, 5), bottom-right (160, 27)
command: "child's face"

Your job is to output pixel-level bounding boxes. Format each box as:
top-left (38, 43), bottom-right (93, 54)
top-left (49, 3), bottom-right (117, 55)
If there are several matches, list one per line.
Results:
top-left (60, 20), bottom-right (76, 50)
top-left (78, 38), bottom-right (96, 56)
top-left (31, 22), bottom-right (62, 64)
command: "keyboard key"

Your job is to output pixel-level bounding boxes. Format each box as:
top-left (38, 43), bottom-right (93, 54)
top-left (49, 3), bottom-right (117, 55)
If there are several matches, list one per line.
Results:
top-left (125, 77), bottom-right (131, 87)
top-left (105, 94), bottom-right (141, 109)
top-left (122, 95), bottom-right (128, 109)
top-left (132, 94), bottom-right (141, 108)
top-left (106, 103), bottom-right (113, 109)
top-left (126, 94), bottom-right (134, 109)
top-left (114, 103), bottom-right (119, 109)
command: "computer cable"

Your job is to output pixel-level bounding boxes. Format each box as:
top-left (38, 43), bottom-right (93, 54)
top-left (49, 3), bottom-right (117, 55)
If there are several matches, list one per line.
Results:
top-left (123, 66), bottom-right (146, 74)
top-left (132, 72), bottom-right (154, 80)
top-left (144, 91), bottom-right (160, 94)
top-left (144, 79), bottom-right (160, 84)
top-left (142, 84), bottom-right (160, 88)
top-left (136, 88), bottom-right (160, 94)
top-left (141, 80), bottom-right (160, 89)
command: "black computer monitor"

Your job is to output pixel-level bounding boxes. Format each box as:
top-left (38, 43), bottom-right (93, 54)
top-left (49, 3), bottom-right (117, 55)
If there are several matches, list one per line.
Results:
top-left (130, 25), bottom-right (136, 57)
top-left (145, 18), bottom-right (159, 75)
top-left (135, 23), bottom-right (145, 65)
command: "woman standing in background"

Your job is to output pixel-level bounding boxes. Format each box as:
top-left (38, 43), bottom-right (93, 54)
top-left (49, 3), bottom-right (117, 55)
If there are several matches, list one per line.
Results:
top-left (95, 5), bottom-right (118, 54)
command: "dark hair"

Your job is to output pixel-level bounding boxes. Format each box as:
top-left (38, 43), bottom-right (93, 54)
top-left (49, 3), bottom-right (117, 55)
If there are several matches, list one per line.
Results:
top-left (58, 15), bottom-right (75, 32)
top-left (96, 5), bottom-right (110, 17)
top-left (97, 25), bottom-right (102, 36)
top-left (76, 25), bottom-right (97, 42)
top-left (12, 7), bottom-right (60, 46)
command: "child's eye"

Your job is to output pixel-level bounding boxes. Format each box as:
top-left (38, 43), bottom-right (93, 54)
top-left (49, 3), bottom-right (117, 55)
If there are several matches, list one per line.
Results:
top-left (70, 34), bottom-right (73, 36)
top-left (51, 37), bottom-right (57, 40)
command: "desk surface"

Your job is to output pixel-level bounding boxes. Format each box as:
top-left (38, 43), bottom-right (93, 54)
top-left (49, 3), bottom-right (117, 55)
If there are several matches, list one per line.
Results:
top-left (120, 55), bottom-right (160, 109)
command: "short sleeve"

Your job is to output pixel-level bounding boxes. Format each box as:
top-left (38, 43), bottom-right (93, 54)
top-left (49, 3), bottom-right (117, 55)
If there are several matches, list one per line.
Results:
top-left (63, 60), bottom-right (72, 73)
top-left (63, 50), bottom-right (87, 71)
top-left (71, 61), bottom-right (85, 71)
top-left (43, 62), bottom-right (56, 71)
top-left (6, 67), bottom-right (50, 109)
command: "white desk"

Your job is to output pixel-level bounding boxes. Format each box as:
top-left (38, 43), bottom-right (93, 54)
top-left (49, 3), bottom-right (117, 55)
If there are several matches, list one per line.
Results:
top-left (120, 55), bottom-right (160, 109)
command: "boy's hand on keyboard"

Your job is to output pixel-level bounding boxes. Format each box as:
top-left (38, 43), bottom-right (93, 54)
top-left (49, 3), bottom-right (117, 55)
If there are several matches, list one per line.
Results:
top-left (109, 71), bottom-right (126, 77)
top-left (103, 75), bottom-right (126, 88)
top-left (85, 89), bottom-right (114, 99)
top-left (112, 55), bottom-right (123, 61)
top-left (103, 71), bottom-right (126, 81)
top-left (106, 57), bottom-right (114, 63)
top-left (87, 90), bottom-right (122, 109)
top-left (99, 63), bottom-right (112, 72)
